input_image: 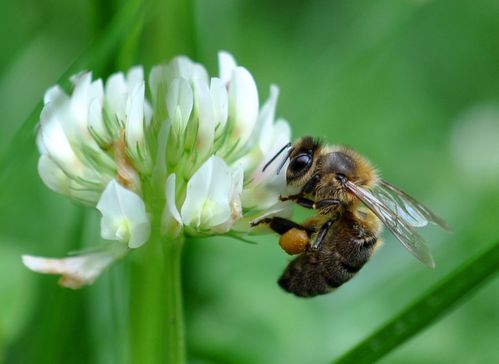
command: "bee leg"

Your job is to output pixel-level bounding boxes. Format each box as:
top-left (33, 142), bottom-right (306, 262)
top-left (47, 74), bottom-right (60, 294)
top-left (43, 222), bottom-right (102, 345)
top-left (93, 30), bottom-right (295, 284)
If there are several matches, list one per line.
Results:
top-left (310, 218), bottom-right (334, 250)
top-left (279, 196), bottom-right (340, 211)
top-left (314, 199), bottom-right (340, 209)
top-left (300, 173), bottom-right (321, 194)
top-left (279, 195), bottom-right (315, 209)
top-left (251, 217), bottom-right (314, 236)
top-left (279, 173), bottom-right (321, 206)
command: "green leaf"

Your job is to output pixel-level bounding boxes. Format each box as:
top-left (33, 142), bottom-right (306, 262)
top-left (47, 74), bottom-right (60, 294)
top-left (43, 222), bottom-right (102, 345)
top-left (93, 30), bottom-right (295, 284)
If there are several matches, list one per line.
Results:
top-left (332, 240), bottom-right (499, 364)
top-left (0, 0), bottom-right (148, 193)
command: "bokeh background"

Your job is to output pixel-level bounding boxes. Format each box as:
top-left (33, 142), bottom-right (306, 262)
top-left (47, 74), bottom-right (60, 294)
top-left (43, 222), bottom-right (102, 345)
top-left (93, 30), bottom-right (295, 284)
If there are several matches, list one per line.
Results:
top-left (1, 0), bottom-right (498, 363)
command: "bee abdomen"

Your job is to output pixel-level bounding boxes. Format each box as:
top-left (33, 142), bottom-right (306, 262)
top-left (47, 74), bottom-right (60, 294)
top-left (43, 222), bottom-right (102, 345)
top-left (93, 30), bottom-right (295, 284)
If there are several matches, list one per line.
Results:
top-left (278, 253), bottom-right (332, 297)
top-left (278, 235), bottom-right (377, 297)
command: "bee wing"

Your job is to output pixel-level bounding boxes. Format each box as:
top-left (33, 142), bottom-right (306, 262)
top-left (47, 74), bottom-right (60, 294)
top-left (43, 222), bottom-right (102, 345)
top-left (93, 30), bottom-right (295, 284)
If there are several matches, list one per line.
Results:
top-left (378, 180), bottom-right (451, 231)
top-left (344, 180), bottom-right (436, 268)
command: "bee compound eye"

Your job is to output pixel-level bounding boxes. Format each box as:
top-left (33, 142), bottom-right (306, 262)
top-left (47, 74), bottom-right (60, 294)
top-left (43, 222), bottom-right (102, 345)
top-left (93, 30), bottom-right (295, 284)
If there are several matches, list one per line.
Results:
top-left (290, 153), bottom-right (312, 172)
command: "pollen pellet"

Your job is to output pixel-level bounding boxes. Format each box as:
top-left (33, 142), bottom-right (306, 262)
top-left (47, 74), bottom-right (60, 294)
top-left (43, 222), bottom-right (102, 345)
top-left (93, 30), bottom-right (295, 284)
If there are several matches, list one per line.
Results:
top-left (279, 228), bottom-right (309, 255)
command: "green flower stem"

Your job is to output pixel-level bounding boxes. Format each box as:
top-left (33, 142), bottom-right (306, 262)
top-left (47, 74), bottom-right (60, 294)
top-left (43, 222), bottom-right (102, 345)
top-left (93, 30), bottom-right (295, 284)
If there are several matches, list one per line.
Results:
top-left (333, 240), bottom-right (499, 364)
top-left (163, 236), bottom-right (186, 364)
top-left (129, 230), bottom-right (185, 364)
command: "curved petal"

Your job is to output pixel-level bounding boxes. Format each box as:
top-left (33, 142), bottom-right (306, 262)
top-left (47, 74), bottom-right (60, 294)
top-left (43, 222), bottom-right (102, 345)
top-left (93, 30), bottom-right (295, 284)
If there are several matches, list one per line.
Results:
top-left (165, 174), bottom-right (182, 223)
top-left (167, 78), bottom-right (193, 134)
top-left (38, 105), bottom-right (82, 176)
top-left (193, 78), bottom-right (215, 157)
top-left (44, 85), bottom-right (68, 104)
top-left (88, 98), bottom-right (110, 144)
top-left (96, 180), bottom-right (151, 248)
top-left (149, 64), bottom-right (167, 106)
top-left (228, 66), bottom-right (259, 148)
top-left (105, 72), bottom-right (127, 121)
top-left (127, 66), bottom-right (144, 91)
top-left (210, 77), bottom-right (229, 135)
top-left (161, 174), bottom-right (183, 237)
top-left (22, 243), bottom-right (127, 289)
top-left (125, 82), bottom-right (145, 150)
top-left (37, 155), bottom-right (69, 195)
top-left (181, 157), bottom-right (213, 227)
top-left (218, 51), bottom-right (237, 85)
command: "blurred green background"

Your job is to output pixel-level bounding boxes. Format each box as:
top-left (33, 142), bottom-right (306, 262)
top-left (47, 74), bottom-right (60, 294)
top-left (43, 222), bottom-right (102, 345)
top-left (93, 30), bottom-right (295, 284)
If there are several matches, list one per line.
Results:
top-left (1, 0), bottom-right (498, 363)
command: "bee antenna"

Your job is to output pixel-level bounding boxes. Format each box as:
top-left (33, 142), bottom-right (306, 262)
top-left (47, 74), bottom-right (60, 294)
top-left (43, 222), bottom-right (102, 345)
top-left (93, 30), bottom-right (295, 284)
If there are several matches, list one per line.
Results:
top-left (313, 137), bottom-right (324, 149)
top-left (262, 142), bottom-right (292, 172)
top-left (276, 147), bottom-right (294, 175)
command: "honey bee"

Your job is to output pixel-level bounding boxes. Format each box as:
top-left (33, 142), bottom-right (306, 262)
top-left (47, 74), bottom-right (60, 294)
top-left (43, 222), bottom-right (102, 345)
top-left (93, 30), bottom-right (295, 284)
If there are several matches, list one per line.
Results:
top-left (252, 136), bottom-right (449, 297)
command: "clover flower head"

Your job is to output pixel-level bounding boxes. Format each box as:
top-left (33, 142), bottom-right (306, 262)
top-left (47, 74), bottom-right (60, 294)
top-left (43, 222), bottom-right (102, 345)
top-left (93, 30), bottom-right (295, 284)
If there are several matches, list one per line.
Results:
top-left (24, 51), bottom-right (293, 287)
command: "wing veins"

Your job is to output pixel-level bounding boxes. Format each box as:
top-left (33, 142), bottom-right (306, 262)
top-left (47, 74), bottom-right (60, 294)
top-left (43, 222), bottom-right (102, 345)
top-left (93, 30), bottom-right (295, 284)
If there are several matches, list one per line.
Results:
top-left (345, 181), bottom-right (435, 268)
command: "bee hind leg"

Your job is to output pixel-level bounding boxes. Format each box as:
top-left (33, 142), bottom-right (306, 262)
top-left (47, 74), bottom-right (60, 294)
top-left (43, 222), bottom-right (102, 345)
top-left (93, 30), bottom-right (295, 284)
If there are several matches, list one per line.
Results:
top-left (251, 217), bottom-right (314, 236)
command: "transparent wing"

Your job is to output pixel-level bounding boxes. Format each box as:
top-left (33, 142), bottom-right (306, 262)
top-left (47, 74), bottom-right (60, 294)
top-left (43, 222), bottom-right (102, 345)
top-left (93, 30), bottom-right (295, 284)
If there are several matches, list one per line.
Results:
top-left (344, 180), bottom-right (436, 268)
top-left (378, 180), bottom-right (451, 231)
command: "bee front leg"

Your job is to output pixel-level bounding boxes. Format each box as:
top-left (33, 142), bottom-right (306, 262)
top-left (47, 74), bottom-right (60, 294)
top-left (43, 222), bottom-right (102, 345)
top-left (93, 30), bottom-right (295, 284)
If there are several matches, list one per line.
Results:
top-left (279, 195), bottom-right (315, 209)
top-left (279, 195), bottom-right (340, 211)
top-left (279, 173), bottom-right (321, 208)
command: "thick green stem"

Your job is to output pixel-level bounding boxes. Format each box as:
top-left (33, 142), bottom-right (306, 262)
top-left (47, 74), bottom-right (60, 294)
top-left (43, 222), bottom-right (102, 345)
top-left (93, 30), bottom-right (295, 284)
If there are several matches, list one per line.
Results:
top-left (163, 237), bottom-right (186, 363)
top-left (129, 232), bottom-right (185, 364)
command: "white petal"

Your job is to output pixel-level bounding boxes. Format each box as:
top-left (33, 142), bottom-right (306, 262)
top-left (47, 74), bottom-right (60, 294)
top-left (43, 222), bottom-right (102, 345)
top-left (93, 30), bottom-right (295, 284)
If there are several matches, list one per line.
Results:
top-left (144, 99), bottom-right (153, 125)
top-left (37, 155), bottom-right (69, 195)
top-left (22, 244), bottom-right (127, 289)
top-left (218, 51), bottom-right (237, 85)
top-left (181, 158), bottom-right (213, 227)
top-left (212, 164), bottom-right (244, 233)
top-left (167, 78), bottom-right (193, 134)
top-left (210, 77), bottom-right (229, 134)
top-left (191, 64), bottom-right (209, 84)
top-left (206, 157), bottom-right (232, 206)
top-left (88, 98), bottom-right (110, 143)
top-left (125, 82), bottom-right (148, 165)
top-left (161, 174), bottom-right (183, 237)
top-left (129, 222), bottom-right (151, 249)
top-left (89, 79), bottom-right (104, 102)
top-left (44, 85), bottom-right (68, 104)
top-left (181, 156), bottom-right (235, 230)
top-left (105, 72), bottom-right (127, 121)
top-left (193, 78), bottom-right (215, 157)
top-left (228, 67), bottom-right (259, 147)
top-left (126, 66), bottom-right (144, 91)
top-left (38, 104), bottom-right (82, 175)
top-left (165, 174), bottom-right (182, 223)
top-left (149, 64), bottom-right (167, 105)
top-left (96, 180), bottom-right (151, 248)
top-left (169, 56), bottom-right (195, 80)
top-left (70, 72), bottom-right (93, 123)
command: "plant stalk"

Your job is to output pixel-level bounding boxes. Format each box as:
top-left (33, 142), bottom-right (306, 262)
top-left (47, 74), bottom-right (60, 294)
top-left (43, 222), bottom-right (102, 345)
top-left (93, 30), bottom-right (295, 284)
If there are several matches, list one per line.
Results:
top-left (129, 231), bottom-right (185, 364)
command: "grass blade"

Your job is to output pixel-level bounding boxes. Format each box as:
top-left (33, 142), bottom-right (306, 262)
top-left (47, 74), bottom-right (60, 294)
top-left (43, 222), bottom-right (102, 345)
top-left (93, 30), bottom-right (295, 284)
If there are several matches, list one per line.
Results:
top-left (0, 0), bottom-right (148, 190)
top-left (333, 240), bottom-right (499, 364)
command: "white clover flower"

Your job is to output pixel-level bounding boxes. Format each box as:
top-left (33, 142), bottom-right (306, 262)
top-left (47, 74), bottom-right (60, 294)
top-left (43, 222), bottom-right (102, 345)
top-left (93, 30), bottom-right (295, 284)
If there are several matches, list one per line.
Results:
top-left (97, 179), bottom-right (151, 248)
top-left (24, 52), bottom-right (293, 287)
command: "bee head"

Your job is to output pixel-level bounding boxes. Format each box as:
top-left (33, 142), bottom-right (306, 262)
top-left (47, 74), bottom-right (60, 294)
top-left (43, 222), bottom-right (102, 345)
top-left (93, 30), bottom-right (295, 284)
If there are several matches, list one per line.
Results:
top-left (286, 136), bottom-right (323, 187)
